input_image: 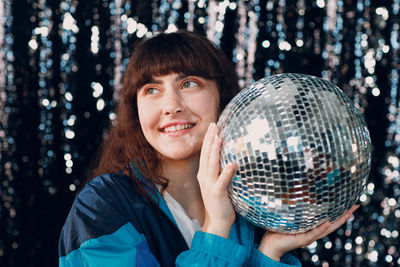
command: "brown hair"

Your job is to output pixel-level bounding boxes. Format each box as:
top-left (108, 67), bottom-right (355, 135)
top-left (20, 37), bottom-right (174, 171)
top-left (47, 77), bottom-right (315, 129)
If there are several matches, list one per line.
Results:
top-left (89, 30), bottom-right (240, 203)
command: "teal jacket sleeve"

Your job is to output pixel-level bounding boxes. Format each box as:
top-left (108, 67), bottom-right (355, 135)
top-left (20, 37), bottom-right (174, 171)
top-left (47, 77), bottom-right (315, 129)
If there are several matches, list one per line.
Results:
top-left (248, 248), bottom-right (301, 267)
top-left (176, 231), bottom-right (301, 267)
top-left (176, 231), bottom-right (248, 266)
top-left (59, 222), bottom-right (160, 267)
top-left (60, 225), bottom-right (301, 267)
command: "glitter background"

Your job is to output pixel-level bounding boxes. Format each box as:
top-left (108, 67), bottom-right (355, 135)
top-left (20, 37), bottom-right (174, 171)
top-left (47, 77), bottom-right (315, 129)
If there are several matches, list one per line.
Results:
top-left (0, 0), bottom-right (399, 266)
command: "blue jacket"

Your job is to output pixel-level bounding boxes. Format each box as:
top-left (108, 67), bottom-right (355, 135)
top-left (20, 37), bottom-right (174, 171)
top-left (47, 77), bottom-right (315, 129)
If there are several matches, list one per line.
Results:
top-left (59, 172), bottom-right (301, 266)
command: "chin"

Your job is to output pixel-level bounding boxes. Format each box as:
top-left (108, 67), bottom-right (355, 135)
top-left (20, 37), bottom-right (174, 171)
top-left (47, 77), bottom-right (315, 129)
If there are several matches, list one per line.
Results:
top-left (167, 154), bottom-right (195, 161)
top-left (161, 150), bottom-right (199, 162)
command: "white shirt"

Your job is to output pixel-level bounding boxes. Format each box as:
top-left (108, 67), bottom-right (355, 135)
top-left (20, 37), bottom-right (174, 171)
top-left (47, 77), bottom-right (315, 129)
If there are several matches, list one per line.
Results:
top-left (162, 191), bottom-right (202, 248)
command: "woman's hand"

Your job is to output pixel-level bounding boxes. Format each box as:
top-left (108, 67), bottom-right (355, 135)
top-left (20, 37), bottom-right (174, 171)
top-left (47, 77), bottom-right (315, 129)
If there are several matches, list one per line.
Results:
top-left (258, 204), bottom-right (360, 262)
top-left (198, 122), bottom-right (236, 238)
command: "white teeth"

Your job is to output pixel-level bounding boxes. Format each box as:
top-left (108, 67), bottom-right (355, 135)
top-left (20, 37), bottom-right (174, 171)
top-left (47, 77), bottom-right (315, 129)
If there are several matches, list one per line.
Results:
top-left (167, 125), bottom-right (177, 132)
top-left (163, 124), bottom-right (192, 132)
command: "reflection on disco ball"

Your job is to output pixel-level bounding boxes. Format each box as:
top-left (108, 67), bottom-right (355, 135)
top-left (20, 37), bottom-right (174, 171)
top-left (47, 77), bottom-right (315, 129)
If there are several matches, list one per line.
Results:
top-left (218, 73), bottom-right (371, 233)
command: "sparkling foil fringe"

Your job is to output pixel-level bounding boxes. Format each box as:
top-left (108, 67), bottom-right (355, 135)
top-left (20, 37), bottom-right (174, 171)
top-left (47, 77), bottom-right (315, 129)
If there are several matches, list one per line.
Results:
top-left (1, 0), bottom-right (399, 266)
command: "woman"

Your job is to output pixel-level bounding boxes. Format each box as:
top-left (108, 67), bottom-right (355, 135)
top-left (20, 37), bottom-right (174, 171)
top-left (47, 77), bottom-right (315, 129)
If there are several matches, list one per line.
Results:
top-left (59, 31), bottom-right (358, 266)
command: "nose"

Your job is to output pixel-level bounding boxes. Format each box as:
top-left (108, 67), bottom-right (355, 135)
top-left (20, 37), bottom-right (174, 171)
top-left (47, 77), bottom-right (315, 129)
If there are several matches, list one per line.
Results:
top-left (162, 90), bottom-right (184, 115)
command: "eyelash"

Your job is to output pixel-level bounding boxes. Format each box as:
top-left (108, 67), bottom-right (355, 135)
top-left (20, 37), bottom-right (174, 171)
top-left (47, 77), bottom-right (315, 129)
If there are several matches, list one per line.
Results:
top-left (141, 78), bottom-right (202, 95)
top-left (144, 87), bottom-right (159, 95)
top-left (182, 80), bottom-right (199, 88)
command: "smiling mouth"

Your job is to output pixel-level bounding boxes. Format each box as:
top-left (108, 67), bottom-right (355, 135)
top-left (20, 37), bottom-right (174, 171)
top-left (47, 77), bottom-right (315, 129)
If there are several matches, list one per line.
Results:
top-left (160, 123), bottom-right (194, 133)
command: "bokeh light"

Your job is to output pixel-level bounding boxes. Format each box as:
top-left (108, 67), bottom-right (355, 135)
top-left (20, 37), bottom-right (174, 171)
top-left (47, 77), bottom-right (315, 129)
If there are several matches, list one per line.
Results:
top-left (0, 0), bottom-right (399, 266)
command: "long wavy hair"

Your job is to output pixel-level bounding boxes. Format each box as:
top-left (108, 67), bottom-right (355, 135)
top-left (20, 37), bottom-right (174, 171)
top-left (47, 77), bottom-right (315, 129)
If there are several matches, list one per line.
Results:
top-left (89, 30), bottom-right (240, 203)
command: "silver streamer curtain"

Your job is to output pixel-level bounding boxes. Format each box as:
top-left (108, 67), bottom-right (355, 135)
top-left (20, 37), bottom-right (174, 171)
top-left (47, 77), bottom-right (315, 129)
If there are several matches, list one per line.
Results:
top-left (0, 0), bottom-right (399, 266)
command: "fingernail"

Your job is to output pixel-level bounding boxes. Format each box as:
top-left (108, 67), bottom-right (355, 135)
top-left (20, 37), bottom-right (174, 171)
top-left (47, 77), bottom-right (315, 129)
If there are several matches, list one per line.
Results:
top-left (231, 162), bottom-right (237, 168)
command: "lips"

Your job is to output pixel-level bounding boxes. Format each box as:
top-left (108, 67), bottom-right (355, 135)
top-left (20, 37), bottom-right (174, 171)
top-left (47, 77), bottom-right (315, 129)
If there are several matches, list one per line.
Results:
top-left (160, 123), bottom-right (195, 133)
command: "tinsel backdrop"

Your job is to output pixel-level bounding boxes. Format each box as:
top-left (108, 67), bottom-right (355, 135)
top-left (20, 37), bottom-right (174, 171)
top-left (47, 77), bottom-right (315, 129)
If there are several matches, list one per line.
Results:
top-left (0, 0), bottom-right (399, 266)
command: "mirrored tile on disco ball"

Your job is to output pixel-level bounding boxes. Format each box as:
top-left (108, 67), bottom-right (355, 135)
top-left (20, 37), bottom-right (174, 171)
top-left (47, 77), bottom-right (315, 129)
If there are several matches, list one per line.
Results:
top-left (218, 73), bottom-right (371, 233)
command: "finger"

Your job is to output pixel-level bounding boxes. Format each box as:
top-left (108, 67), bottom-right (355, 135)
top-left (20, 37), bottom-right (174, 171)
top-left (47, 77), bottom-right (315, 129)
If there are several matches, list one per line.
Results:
top-left (328, 204), bottom-right (359, 229)
top-left (348, 204), bottom-right (360, 213)
top-left (309, 204), bottom-right (360, 241)
top-left (322, 204), bottom-right (359, 236)
top-left (298, 221), bottom-right (332, 247)
top-left (217, 162), bottom-right (235, 189)
top-left (201, 123), bottom-right (215, 155)
top-left (199, 123), bottom-right (216, 171)
top-left (208, 134), bottom-right (223, 178)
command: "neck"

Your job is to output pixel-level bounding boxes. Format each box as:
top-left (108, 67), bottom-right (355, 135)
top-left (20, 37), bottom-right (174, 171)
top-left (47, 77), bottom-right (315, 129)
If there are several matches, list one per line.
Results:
top-left (160, 154), bottom-right (204, 224)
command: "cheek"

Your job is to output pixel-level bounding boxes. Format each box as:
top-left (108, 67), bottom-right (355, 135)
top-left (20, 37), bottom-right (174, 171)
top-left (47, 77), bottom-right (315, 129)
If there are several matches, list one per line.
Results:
top-left (137, 102), bottom-right (145, 127)
top-left (137, 101), bottom-right (156, 133)
top-left (208, 94), bottom-right (221, 120)
top-left (192, 96), bottom-right (219, 121)
top-left (193, 88), bottom-right (220, 120)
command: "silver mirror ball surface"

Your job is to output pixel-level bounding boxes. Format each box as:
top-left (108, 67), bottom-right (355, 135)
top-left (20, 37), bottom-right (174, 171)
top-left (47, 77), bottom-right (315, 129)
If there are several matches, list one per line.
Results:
top-left (218, 73), bottom-right (372, 233)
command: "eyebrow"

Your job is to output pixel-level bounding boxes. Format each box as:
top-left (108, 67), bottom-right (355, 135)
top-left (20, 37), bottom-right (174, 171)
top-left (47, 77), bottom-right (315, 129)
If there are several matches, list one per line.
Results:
top-left (148, 74), bottom-right (188, 84)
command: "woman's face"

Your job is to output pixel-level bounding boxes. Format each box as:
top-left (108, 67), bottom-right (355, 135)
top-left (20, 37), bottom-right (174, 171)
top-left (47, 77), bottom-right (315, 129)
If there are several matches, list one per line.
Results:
top-left (137, 73), bottom-right (220, 162)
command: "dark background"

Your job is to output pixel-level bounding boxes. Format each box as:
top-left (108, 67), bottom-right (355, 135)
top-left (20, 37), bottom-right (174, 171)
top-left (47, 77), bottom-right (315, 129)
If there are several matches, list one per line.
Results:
top-left (0, 0), bottom-right (399, 266)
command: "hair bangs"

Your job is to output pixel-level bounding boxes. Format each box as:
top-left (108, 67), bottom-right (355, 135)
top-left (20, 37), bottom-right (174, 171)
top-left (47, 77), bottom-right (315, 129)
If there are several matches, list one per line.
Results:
top-left (132, 32), bottom-right (223, 90)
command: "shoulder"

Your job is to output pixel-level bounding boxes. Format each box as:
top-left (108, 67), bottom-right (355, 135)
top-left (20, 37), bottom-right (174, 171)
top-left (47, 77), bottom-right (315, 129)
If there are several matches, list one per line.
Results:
top-left (84, 172), bottom-right (132, 193)
top-left (59, 172), bottom-right (153, 257)
top-left (78, 172), bottom-right (134, 203)
top-left (73, 173), bottom-right (142, 218)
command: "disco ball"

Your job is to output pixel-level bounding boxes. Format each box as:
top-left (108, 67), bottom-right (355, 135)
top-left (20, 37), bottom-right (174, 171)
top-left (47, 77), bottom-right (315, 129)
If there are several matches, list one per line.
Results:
top-left (218, 73), bottom-right (371, 233)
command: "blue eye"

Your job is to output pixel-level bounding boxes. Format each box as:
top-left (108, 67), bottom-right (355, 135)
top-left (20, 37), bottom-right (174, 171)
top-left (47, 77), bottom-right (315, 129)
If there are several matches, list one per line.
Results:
top-left (182, 80), bottom-right (199, 88)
